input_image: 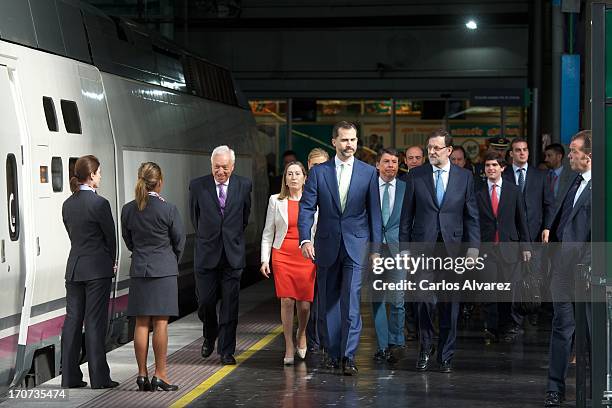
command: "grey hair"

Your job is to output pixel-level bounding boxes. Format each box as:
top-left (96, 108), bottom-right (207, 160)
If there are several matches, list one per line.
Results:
top-left (210, 145), bottom-right (236, 164)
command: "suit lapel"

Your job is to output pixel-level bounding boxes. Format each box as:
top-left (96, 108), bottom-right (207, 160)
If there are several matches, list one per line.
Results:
top-left (424, 164), bottom-right (438, 208)
top-left (478, 184), bottom-right (494, 219)
top-left (225, 175), bottom-right (238, 211)
top-left (498, 181), bottom-right (510, 217)
top-left (323, 160), bottom-right (342, 213)
top-left (277, 197), bottom-right (288, 225)
top-left (344, 159), bottom-right (360, 209)
top-left (440, 165), bottom-right (459, 210)
top-left (567, 179), bottom-right (591, 221)
top-left (388, 179), bottom-right (405, 222)
top-left (206, 176), bottom-right (221, 213)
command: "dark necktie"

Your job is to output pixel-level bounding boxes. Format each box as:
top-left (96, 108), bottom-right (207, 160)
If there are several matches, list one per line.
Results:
top-left (517, 168), bottom-right (525, 192)
top-left (555, 175), bottom-right (583, 241)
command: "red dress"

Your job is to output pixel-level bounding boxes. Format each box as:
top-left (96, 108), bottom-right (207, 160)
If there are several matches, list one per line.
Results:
top-left (271, 200), bottom-right (316, 301)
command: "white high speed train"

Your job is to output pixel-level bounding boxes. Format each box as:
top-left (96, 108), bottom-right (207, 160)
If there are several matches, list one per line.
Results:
top-left (0, 0), bottom-right (267, 392)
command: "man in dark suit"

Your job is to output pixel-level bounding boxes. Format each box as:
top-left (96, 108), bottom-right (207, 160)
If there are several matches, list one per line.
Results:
top-left (502, 136), bottom-right (553, 339)
top-left (371, 148), bottom-right (406, 363)
top-left (399, 129), bottom-right (480, 373)
top-left (189, 145), bottom-right (252, 365)
top-left (544, 143), bottom-right (576, 205)
top-left (541, 130), bottom-right (592, 407)
top-left (298, 121), bottom-right (382, 375)
top-left (476, 152), bottom-right (531, 343)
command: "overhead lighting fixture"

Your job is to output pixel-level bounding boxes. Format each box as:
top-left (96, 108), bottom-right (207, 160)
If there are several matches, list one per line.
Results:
top-left (466, 20), bottom-right (478, 30)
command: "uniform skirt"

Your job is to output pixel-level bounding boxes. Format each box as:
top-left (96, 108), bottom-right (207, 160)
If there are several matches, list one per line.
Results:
top-left (127, 275), bottom-right (179, 317)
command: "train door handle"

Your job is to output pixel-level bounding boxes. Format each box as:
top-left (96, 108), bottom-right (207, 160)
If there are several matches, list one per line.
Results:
top-left (36, 237), bottom-right (40, 256)
top-left (0, 239), bottom-right (4, 263)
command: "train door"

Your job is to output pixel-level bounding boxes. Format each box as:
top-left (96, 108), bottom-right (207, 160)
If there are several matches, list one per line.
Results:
top-left (0, 65), bottom-right (27, 390)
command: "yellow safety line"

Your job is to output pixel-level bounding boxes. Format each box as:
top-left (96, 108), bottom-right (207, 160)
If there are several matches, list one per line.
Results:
top-left (170, 324), bottom-right (284, 408)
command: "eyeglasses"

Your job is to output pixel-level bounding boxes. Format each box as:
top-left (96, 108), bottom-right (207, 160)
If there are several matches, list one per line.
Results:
top-left (426, 145), bottom-right (449, 152)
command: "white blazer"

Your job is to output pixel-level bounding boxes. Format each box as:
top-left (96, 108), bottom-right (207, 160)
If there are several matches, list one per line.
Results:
top-left (261, 194), bottom-right (317, 263)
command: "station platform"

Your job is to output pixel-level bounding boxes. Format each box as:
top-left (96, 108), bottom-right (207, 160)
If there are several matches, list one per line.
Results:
top-left (0, 279), bottom-right (573, 408)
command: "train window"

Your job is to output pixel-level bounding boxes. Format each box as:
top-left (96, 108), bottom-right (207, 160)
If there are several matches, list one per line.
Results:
top-left (43, 97), bottom-right (58, 132)
top-left (6, 154), bottom-right (20, 241)
top-left (68, 157), bottom-right (78, 179)
top-left (51, 157), bottom-right (63, 192)
top-left (60, 100), bottom-right (82, 134)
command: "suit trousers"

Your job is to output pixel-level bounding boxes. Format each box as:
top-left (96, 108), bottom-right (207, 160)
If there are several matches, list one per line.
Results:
top-left (316, 239), bottom-right (363, 360)
top-left (195, 250), bottom-right (242, 356)
top-left (61, 278), bottom-right (112, 388)
top-left (417, 241), bottom-right (459, 363)
top-left (306, 278), bottom-right (320, 350)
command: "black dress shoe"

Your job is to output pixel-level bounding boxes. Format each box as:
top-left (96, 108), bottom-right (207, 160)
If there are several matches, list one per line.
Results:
top-left (439, 359), bottom-right (452, 373)
top-left (92, 380), bottom-right (119, 389)
top-left (386, 349), bottom-right (399, 364)
top-left (544, 391), bottom-right (564, 407)
top-left (151, 376), bottom-right (179, 392)
top-left (221, 354), bottom-right (236, 365)
top-left (324, 356), bottom-right (340, 369)
top-left (201, 338), bottom-right (215, 358)
top-left (373, 349), bottom-right (388, 362)
top-left (483, 328), bottom-right (499, 344)
top-left (136, 376), bottom-right (151, 391)
top-left (416, 346), bottom-right (434, 371)
top-left (342, 357), bottom-right (358, 376)
top-left (66, 381), bottom-right (88, 388)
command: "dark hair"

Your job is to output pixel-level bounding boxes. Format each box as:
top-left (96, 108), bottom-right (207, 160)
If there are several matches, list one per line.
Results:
top-left (405, 145), bottom-right (425, 157)
top-left (452, 145), bottom-right (467, 158)
top-left (135, 162), bottom-right (163, 211)
top-left (483, 151), bottom-right (507, 167)
top-left (428, 129), bottom-right (453, 147)
top-left (510, 137), bottom-right (529, 150)
top-left (70, 155), bottom-right (100, 193)
top-left (332, 121), bottom-right (358, 139)
top-left (282, 150), bottom-right (298, 159)
top-left (571, 130), bottom-right (592, 154)
top-left (376, 147), bottom-right (400, 163)
top-left (544, 143), bottom-right (565, 157)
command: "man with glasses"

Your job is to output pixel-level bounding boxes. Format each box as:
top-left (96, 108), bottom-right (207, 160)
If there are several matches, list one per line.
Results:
top-left (399, 129), bottom-right (480, 373)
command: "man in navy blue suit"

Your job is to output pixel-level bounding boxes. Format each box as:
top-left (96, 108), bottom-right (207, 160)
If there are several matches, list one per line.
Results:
top-left (399, 129), bottom-right (480, 373)
top-left (541, 130), bottom-right (592, 407)
top-left (298, 121), bottom-right (382, 375)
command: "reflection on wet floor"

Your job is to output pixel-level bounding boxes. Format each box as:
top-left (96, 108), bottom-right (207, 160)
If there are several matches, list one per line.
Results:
top-left (189, 306), bottom-right (572, 408)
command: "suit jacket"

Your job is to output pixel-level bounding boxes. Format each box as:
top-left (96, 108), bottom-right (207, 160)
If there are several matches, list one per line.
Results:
top-left (399, 163), bottom-right (480, 256)
top-left (476, 181), bottom-right (531, 263)
top-left (121, 196), bottom-right (186, 278)
top-left (545, 173), bottom-right (591, 264)
top-left (382, 178), bottom-right (406, 250)
top-left (261, 194), bottom-right (317, 263)
top-left (62, 190), bottom-right (116, 281)
top-left (550, 165), bottom-right (577, 207)
top-left (502, 165), bottom-right (553, 242)
top-left (298, 158), bottom-right (382, 268)
top-left (189, 174), bottom-right (252, 270)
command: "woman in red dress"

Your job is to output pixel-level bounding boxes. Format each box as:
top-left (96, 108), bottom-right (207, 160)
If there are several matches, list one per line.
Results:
top-left (260, 161), bottom-right (316, 365)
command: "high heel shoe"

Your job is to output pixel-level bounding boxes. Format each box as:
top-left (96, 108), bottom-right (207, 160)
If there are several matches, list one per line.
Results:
top-left (136, 376), bottom-right (151, 391)
top-left (283, 357), bottom-right (294, 366)
top-left (150, 376), bottom-right (179, 391)
top-left (296, 347), bottom-right (307, 360)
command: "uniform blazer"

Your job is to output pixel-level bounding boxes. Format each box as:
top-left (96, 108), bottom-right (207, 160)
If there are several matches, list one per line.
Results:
top-left (476, 181), bottom-right (531, 263)
top-left (121, 196), bottom-right (186, 278)
top-left (545, 174), bottom-right (591, 264)
top-left (399, 163), bottom-right (480, 256)
top-left (298, 158), bottom-right (382, 268)
top-left (62, 190), bottom-right (116, 281)
top-left (260, 194), bottom-right (317, 263)
top-left (502, 166), bottom-right (553, 242)
top-left (382, 178), bottom-right (406, 247)
top-left (189, 174), bottom-right (252, 270)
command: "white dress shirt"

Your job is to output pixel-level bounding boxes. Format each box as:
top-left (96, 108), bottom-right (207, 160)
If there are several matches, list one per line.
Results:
top-left (512, 163), bottom-right (529, 185)
top-left (215, 178), bottom-right (229, 199)
top-left (432, 161), bottom-right (451, 191)
top-left (573, 169), bottom-right (591, 207)
top-left (378, 177), bottom-right (396, 213)
top-left (487, 177), bottom-right (503, 201)
top-left (335, 155), bottom-right (354, 188)
top-left (79, 184), bottom-right (96, 192)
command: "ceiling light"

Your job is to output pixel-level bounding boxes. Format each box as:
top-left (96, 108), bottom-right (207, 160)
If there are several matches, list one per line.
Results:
top-left (466, 20), bottom-right (477, 30)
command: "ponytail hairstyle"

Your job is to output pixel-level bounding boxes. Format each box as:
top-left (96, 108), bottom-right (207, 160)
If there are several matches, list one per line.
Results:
top-left (135, 162), bottom-right (163, 211)
top-left (70, 155), bottom-right (100, 193)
